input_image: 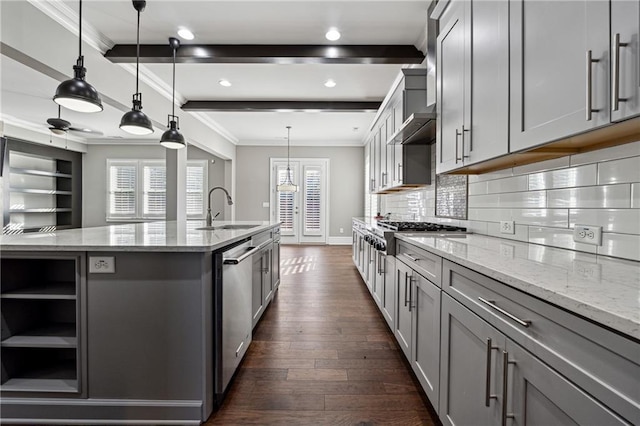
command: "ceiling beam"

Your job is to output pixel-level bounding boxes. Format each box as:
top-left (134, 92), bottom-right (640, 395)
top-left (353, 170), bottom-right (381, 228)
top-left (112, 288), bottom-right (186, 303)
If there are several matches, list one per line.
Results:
top-left (104, 44), bottom-right (425, 65)
top-left (181, 101), bottom-right (382, 112)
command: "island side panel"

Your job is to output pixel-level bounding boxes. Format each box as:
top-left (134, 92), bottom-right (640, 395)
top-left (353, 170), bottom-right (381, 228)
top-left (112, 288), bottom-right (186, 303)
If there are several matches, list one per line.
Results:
top-left (87, 252), bottom-right (206, 402)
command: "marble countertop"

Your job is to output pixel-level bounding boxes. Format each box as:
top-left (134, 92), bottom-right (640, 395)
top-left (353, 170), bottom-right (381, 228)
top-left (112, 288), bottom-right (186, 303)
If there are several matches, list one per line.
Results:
top-left (0, 221), bottom-right (279, 252)
top-left (395, 233), bottom-right (640, 340)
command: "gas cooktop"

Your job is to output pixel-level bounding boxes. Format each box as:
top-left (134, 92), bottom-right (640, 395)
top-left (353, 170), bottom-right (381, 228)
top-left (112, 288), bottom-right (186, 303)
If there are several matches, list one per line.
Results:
top-left (376, 220), bottom-right (467, 233)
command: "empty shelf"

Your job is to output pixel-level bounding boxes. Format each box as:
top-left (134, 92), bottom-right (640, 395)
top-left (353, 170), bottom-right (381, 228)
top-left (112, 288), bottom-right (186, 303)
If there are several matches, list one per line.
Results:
top-left (2, 324), bottom-right (77, 348)
top-left (1, 282), bottom-right (76, 299)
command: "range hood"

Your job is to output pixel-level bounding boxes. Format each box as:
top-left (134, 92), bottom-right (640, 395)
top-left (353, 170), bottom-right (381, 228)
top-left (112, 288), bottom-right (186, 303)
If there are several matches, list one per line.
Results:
top-left (388, 104), bottom-right (437, 145)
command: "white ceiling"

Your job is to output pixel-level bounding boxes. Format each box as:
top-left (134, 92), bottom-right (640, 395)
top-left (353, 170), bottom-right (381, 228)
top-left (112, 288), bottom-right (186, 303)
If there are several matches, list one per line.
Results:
top-left (1, 0), bottom-right (430, 149)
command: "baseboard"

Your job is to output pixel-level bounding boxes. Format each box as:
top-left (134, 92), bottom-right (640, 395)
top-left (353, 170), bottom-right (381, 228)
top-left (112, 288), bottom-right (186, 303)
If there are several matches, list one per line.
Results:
top-left (326, 237), bottom-right (352, 245)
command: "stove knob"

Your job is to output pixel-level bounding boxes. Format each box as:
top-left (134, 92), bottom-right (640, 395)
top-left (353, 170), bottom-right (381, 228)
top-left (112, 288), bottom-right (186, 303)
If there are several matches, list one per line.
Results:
top-left (379, 242), bottom-right (386, 251)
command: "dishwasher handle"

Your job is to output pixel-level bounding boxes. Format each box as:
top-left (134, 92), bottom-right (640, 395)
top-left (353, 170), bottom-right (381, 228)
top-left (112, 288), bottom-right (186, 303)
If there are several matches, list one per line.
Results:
top-left (223, 240), bottom-right (271, 264)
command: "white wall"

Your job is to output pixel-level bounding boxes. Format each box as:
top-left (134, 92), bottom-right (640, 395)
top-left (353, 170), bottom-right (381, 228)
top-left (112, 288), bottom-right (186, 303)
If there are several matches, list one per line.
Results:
top-left (380, 141), bottom-right (640, 262)
top-left (83, 144), bottom-right (226, 228)
top-left (236, 145), bottom-right (364, 238)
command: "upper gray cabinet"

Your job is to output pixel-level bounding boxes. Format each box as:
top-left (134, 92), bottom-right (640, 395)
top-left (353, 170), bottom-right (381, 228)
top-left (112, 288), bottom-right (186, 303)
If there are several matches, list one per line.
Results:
top-left (611, 0), bottom-right (640, 122)
top-left (436, 0), bottom-right (509, 174)
top-left (510, 0), bottom-right (610, 152)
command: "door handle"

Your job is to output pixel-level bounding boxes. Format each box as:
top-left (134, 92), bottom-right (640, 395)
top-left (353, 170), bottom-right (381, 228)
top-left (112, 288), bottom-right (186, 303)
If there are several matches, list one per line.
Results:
top-left (586, 50), bottom-right (600, 121)
top-left (485, 338), bottom-right (499, 407)
top-left (612, 33), bottom-right (629, 112)
top-left (501, 351), bottom-right (516, 426)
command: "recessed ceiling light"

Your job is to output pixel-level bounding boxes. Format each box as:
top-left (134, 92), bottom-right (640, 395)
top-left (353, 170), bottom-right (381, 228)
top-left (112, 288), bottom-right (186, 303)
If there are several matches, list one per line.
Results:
top-left (177, 28), bottom-right (195, 40)
top-left (324, 79), bottom-right (337, 88)
top-left (325, 28), bottom-right (341, 41)
top-left (218, 79), bottom-right (232, 87)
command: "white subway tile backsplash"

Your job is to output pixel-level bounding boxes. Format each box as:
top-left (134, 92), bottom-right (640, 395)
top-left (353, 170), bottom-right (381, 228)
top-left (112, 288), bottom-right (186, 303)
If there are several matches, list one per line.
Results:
top-left (486, 175), bottom-right (528, 194)
top-left (512, 156), bottom-right (571, 175)
top-left (598, 233), bottom-right (640, 261)
top-left (570, 141), bottom-right (640, 166)
top-left (487, 222), bottom-right (529, 243)
top-left (569, 209), bottom-right (640, 235)
top-left (547, 184), bottom-right (631, 208)
top-left (468, 181), bottom-right (488, 196)
top-left (528, 164), bottom-right (597, 190)
top-left (497, 191), bottom-right (547, 208)
top-left (468, 169), bottom-right (513, 183)
top-left (467, 220), bottom-right (488, 234)
top-left (597, 156), bottom-right (640, 185)
top-left (528, 227), bottom-right (597, 254)
top-left (468, 208), bottom-right (568, 227)
top-left (468, 194), bottom-right (500, 208)
top-left (632, 183), bottom-right (640, 208)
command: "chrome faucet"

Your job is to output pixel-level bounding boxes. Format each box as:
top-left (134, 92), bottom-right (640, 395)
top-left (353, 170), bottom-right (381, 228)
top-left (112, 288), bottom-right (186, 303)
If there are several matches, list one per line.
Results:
top-left (206, 187), bottom-right (233, 226)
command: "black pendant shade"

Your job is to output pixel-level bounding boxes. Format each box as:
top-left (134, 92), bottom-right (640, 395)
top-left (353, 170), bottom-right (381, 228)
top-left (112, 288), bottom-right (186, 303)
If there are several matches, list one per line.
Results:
top-left (120, 0), bottom-right (153, 135)
top-left (160, 37), bottom-right (185, 149)
top-left (53, 0), bottom-right (103, 113)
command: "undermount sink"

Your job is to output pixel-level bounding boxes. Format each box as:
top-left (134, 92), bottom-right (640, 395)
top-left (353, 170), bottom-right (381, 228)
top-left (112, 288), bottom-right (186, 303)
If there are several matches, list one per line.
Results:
top-left (196, 224), bottom-right (260, 231)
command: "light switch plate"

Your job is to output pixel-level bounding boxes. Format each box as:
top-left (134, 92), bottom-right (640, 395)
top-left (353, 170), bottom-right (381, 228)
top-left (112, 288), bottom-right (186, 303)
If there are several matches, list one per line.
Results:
top-left (573, 225), bottom-right (602, 246)
top-left (500, 220), bottom-right (515, 234)
top-left (89, 256), bottom-right (115, 273)
top-left (262, 201), bottom-right (270, 208)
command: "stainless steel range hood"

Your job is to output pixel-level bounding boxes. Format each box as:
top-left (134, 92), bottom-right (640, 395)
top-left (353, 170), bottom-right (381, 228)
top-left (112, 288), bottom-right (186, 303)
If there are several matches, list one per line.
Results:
top-left (388, 103), bottom-right (437, 145)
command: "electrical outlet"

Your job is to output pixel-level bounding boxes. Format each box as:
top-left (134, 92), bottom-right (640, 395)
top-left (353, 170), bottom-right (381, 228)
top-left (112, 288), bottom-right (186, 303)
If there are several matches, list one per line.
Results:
top-left (339, 228), bottom-right (344, 234)
top-left (500, 220), bottom-right (515, 234)
top-left (573, 224), bottom-right (602, 246)
top-left (262, 201), bottom-right (270, 208)
top-left (89, 256), bottom-right (115, 273)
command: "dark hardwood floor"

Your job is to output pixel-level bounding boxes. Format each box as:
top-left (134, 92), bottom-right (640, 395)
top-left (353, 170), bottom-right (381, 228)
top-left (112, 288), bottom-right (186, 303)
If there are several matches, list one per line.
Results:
top-left (205, 245), bottom-right (438, 425)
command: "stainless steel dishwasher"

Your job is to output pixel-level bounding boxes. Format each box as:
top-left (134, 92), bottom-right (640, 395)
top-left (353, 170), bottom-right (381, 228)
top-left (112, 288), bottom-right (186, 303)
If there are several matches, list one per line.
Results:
top-left (212, 238), bottom-right (260, 405)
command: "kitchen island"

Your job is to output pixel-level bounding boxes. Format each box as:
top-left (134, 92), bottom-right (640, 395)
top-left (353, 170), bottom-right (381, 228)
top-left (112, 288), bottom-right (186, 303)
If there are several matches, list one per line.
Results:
top-left (0, 220), bottom-right (280, 425)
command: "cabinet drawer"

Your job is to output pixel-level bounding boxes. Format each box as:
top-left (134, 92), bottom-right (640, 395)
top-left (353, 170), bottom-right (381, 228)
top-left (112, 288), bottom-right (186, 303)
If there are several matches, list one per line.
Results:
top-left (396, 240), bottom-right (442, 287)
top-left (443, 259), bottom-right (640, 424)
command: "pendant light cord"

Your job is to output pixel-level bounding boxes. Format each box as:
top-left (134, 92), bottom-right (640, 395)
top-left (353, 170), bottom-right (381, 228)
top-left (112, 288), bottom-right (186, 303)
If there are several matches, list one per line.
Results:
top-left (287, 127), bottom-right (291, 170)
top-left (135, 8), bottom-right (140, 94)
top-left (78, 0), bottom-right (83, 57)
top-left (171, 45), bottom-right (176, 117)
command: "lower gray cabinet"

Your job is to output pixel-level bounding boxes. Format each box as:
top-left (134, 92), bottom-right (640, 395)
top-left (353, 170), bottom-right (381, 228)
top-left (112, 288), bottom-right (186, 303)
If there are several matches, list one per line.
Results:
top-left (411, 272), bottom-right (441, 410)
top-left (395, 260), bottom-right (413, 359)
top-left (506, 339), bottom-right (627, 426)
top-left (379, 254), bottom-right (395, 331)
top-left (251, 252), bottom-right (265, 328)
top-left (440, 293), bottom-right (504, 425)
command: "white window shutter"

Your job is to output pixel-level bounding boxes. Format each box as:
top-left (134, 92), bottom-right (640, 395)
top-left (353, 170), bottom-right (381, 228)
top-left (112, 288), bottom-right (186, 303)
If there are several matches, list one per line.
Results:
top-left (186, 162), bottom-right (206, 218)
top-left (108, 161), bottom-right (137, 218)
top-left (142, 162), bottom-right (166, 218)
top-left (277, 166), bottom-right (294, 233)
top-left (303, 165), bottom-right (322, 235)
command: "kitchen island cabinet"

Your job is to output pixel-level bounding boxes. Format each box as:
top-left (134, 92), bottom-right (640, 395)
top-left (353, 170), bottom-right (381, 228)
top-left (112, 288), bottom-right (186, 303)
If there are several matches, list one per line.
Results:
top-left (0, 220), bottom-right (280, 425)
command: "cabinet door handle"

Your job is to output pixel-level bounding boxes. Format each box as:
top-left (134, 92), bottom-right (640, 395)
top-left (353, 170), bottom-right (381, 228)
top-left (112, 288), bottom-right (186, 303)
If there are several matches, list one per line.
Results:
top-left (408, 275), bottom-right (413, 312)
top-left (485, 338), bottom-right (499, 407)
top-left (404, 271), bottom-right (409, 307)
top-left (461, 125), bottom-right (471, 156)
top-left (380, 253), bottom-right (385, 274)
top-left (235, 340), bottom-right (245, 357)
top-left (381, 172), bottom-right (387, 187)
top-left (586, 50), bottom-right (600, 121)
top-left (403, 253), bottom-right (420, 262)
top-left (455, 128), bottom-right (462, 164)
top-left (501, 351), bottom-right (516, 426)
top-left (370, 178), bottom-right (375, 192)
top-left (612, 33), bottom-right (629, 112)
top-left (397, 163), bottom-right (403, 182)
top-left (478, 297), bottom-right (531, 328)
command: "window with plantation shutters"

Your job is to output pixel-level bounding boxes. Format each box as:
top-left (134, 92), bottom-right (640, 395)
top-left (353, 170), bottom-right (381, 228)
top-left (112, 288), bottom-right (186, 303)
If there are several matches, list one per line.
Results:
top-left (107, 159), bottom-right (207, 221)
top-left (276, 166), bottom-right (294, 233)
top-left (186, 162), bottom-right (207, 218)
top-left (108, 161), bottom-right (137, 219)
top-left (303, 166), bottom-right (322, 235)
top-left (142, 161), bottom-right (166, 218)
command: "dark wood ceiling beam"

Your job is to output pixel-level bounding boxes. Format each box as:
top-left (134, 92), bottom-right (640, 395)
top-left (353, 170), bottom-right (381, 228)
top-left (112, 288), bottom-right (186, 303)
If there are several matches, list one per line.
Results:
top-left (181, 101), bottom-right (382, 112)
top-left (104, 44), bottom-right (424, 64)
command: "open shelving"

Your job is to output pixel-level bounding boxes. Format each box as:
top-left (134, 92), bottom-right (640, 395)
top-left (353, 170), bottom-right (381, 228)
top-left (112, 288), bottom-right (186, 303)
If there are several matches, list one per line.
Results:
top-left (1, 256), bottom-right (81, 393)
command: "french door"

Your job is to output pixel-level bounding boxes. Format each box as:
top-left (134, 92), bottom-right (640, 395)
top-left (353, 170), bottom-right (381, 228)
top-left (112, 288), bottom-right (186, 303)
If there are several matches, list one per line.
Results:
top-left (270, 158), bottom-right (329, 244)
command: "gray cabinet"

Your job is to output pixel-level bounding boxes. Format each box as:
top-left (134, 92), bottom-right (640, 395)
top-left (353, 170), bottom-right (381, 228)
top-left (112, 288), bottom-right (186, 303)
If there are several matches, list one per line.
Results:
top-left (251, 244), bottom-right (272, 329)
top-left (510, 0), bottom-right (610, 151)
top-left (271, 235), bottom-right (281, 291)
top-left (440, 293), bottom-right (504, 425)
top-left (411, 271), bottom-right (441, 410)
top-left (378, 253), bottom-right (395, 331)
top-left (506, 339), bottom-right (627, 426)
top-left (436, 0), bottom-right (509, 174)
top-left (394, 259), bottom-right (413, 359)
top-left (611, 0), bottom-right (640, 122)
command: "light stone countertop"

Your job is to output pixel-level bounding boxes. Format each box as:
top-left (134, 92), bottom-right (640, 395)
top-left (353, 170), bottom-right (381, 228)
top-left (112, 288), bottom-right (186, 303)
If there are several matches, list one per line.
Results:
top-left (395, 233), bottom-right (640, 340)
top-left (0, 220), bottom-right (279, 252)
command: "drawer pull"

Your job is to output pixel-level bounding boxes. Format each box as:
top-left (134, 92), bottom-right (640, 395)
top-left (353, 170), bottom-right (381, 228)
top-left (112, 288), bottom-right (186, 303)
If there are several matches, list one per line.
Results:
top-left (235, 340), bottom-right (245, 357)
top-left (479, 297), bottom-right (531, 328)
top-left (403, 253), bottom-right (420, 262)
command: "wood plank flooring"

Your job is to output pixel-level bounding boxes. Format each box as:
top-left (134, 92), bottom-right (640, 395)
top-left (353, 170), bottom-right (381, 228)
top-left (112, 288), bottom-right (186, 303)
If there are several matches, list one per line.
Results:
top-left (205, 245), bottom-right (438, 425)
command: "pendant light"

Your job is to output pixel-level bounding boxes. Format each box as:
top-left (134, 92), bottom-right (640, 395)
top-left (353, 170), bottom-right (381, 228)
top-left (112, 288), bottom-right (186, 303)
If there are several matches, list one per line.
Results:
top-left (120, 0), bottom-right (153, 135)
top-left (53, 0), bottom-right (103, 113)
top-left (277, 126), bottom-right (299, 192)
top-left (160, 37), bottom-right (185, 149)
